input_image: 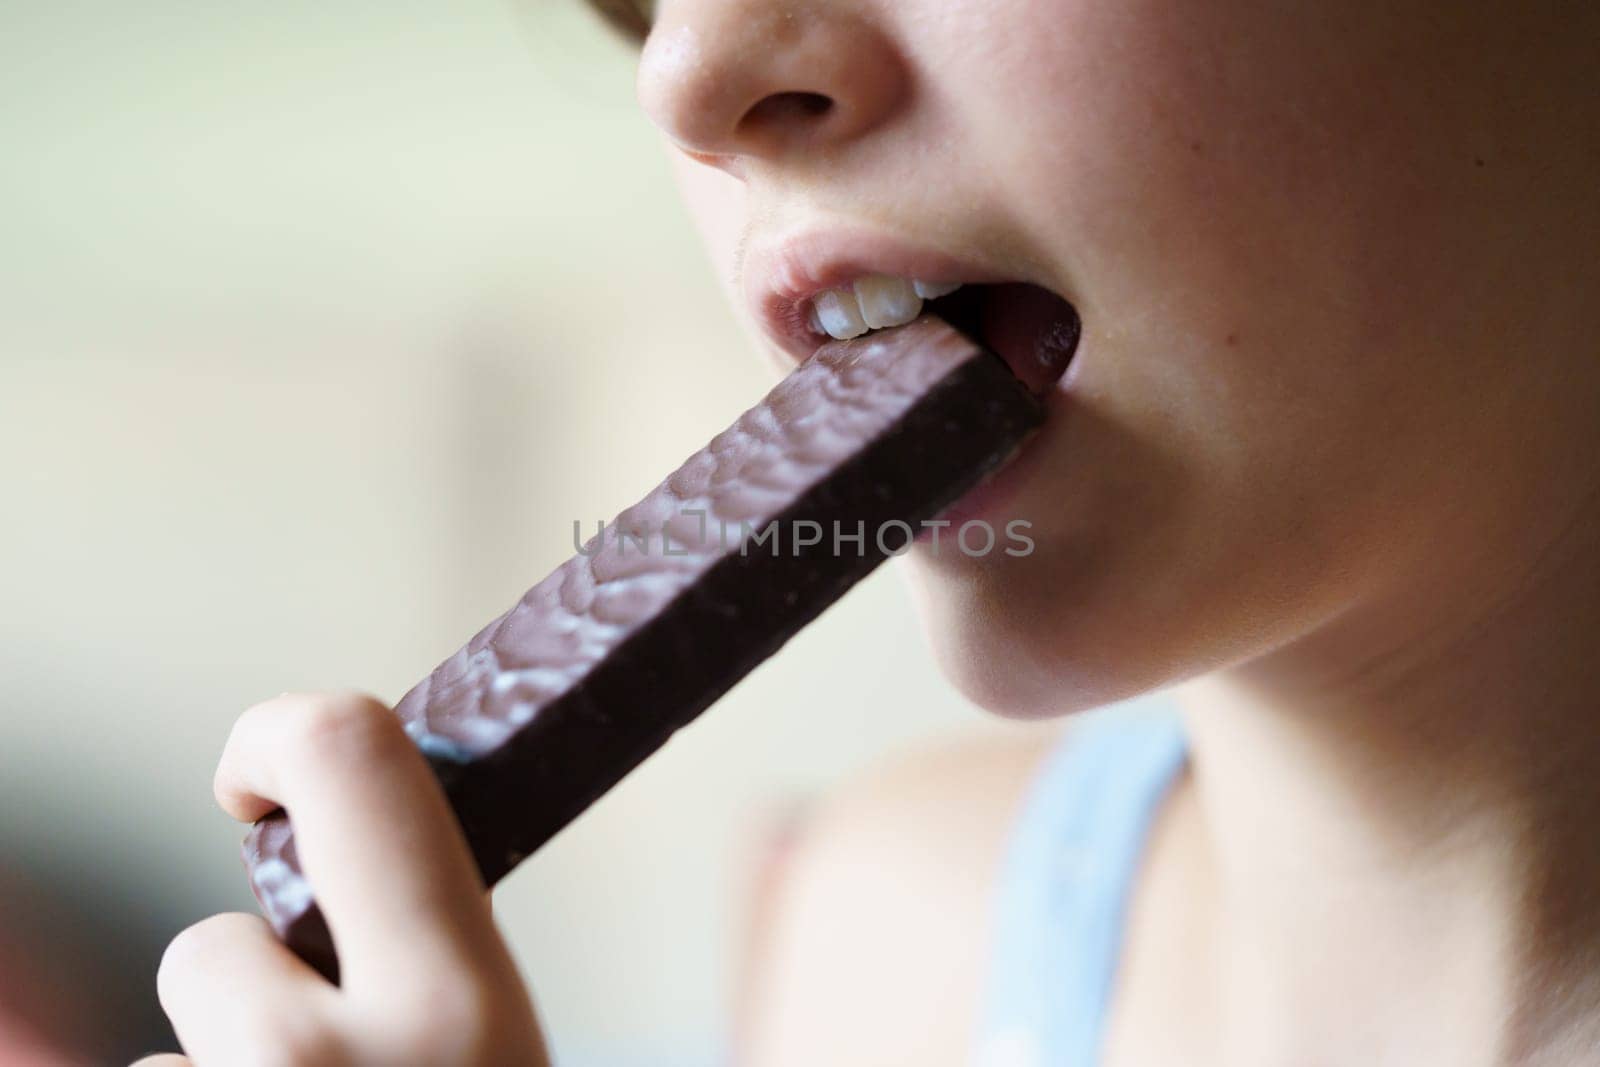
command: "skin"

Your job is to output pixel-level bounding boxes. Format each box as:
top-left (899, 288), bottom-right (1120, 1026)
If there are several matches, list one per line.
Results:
top-left (141, 693), bottom-right (548, 1067)
top-left (148, 1), bottom-right (1600, 1064)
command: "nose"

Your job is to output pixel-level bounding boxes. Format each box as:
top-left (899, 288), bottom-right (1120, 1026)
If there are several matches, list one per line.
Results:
top-left (636, 0), bottom-right (909, 170)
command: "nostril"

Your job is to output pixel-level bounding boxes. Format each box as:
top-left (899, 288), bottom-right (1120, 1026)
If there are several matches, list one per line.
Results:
top-left (739, 91), bottom-right (835, 136)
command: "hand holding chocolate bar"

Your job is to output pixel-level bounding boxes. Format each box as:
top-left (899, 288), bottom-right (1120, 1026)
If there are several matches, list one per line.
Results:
top-left (166, 688), bottom-right (551, 1066)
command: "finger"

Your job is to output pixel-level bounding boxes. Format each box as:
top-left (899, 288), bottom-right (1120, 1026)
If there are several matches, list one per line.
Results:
top-left (157, 913), bottom-right (339, 1065)
top-left (214, 691), bottom-right (510, 988)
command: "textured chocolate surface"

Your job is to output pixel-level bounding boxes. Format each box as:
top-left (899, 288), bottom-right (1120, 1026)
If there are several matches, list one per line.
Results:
top-left (243, 316), bottom-right (1045, 982)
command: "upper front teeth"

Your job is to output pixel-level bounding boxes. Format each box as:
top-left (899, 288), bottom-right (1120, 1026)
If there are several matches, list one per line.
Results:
top-left (912, 279), bottom-right (962, 300)
top-left (813, 288), bottom-right (868, 339)
top-left (808, 275), bottom-right (963, 340)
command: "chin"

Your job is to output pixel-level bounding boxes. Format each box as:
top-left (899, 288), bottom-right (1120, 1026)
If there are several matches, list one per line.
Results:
top-left (897, 419), bottom-right (1192, 717)
top-left (900, 505), bottom-right (1278, 720)
top-left (902, 551), bottom-right (1163, 720)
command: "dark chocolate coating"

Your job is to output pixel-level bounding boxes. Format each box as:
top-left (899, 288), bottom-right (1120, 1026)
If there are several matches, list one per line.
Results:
top-left (243, 316), bottom-right (1045, 982)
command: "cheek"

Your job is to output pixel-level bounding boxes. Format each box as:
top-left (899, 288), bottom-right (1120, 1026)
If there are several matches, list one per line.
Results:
top-left (906, 4), bottom-right (1500, 715)
top-left (990, 0), bottom-right (1481, 355)
top-left (668, 150), bottom-right (748, 301)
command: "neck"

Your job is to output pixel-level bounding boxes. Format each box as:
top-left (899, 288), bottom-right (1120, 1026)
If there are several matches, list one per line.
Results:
top-left (1175, 473), bottom-right (1600, 1063)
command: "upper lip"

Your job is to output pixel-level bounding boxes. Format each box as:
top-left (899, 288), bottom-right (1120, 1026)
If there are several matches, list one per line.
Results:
top-left (741, 226), bottom-right (1017, 366)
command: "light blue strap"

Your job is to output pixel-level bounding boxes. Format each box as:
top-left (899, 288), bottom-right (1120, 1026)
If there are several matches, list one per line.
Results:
top-left (972, 702), bottom-right (1187, 1067)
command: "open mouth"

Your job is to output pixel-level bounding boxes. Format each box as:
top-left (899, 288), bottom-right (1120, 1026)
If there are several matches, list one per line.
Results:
top-left (801, 275), bottom-right (1081, 394)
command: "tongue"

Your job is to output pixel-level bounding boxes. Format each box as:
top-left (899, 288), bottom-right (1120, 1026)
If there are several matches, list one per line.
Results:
top-left (975, 283), bottom-right (1081, 394)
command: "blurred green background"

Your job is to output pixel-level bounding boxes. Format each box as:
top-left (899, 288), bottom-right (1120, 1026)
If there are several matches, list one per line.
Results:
top-left (0, 3), bottom-right (1037, 1063)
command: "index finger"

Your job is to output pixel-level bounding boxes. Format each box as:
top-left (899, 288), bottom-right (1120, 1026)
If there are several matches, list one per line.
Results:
top-left (215, 691), bottom-right (517, 993)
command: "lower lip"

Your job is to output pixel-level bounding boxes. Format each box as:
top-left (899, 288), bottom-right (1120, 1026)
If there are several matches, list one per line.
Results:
top-left (914, 378), bottom-right (1074, 541)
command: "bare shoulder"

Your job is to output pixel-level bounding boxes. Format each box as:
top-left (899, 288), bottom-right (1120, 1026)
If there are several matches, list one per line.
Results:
top-left (739, 728), bottom-right (1063, 1067)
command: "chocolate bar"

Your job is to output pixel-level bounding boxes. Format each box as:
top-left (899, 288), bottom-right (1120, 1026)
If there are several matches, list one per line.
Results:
top-left (243, 315), bottom-right (1047, 982)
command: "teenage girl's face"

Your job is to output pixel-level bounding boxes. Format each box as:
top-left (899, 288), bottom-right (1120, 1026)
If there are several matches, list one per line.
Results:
top-left (631, 0), bottom-right (1584, 715)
